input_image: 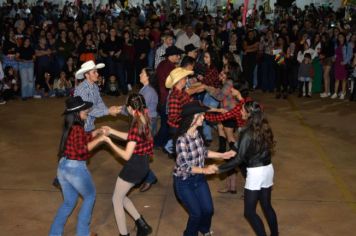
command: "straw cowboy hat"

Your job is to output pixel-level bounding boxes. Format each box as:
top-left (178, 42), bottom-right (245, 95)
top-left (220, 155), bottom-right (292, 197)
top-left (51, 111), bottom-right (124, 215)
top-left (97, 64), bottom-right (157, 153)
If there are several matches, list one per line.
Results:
top-left (75, 60), bottom-right (105, 79)
top-left (165, 67), bottom-right (194, 89)
top-left (63, 96), bottom-right (93, 115)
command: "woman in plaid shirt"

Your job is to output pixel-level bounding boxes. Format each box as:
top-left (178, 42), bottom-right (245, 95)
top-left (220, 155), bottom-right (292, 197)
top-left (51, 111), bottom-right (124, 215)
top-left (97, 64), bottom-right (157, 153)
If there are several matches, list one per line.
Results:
top-left (49, 96), bottom-right (112, 236)
top-left (101, 93), bottom-right (153, 236)
top-left (173, 101), bottom-right (235, 236)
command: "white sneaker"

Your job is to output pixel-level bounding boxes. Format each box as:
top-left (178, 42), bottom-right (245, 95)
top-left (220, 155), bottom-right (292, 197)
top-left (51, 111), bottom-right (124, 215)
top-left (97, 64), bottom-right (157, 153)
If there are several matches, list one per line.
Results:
top-left (33, 94), bottom-right (42, 99)
top-left (331, 93), bottom-right (338, 99)
top-left (0, 100), bottom-right (6, 105)
top-left (127, 84), bottom-right (132, 91)
top-left (320, 93), bottom-right (329, 98)
top-left (339, 93), bottom-right (345, 100)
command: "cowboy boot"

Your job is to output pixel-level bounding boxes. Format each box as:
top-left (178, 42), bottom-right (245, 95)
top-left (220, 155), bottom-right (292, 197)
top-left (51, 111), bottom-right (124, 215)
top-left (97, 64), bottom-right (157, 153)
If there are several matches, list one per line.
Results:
top-left (135, 216), bottom-right (152, 236)
top-left (216, 136), bottom-right (227, 152)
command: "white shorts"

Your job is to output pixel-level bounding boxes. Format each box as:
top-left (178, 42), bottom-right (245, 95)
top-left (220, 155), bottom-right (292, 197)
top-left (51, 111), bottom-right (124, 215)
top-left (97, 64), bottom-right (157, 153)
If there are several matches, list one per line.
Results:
top-left (245, 164), bottom-right (274, 191)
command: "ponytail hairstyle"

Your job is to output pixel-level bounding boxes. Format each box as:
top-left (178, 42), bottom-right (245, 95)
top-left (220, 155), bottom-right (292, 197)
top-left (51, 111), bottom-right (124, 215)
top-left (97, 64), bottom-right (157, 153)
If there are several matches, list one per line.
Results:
top-left (126, 93), bottom-right (152, 139)
top-left (244, 101), bottom-right (275, 155)
top-left (57, 112), bottom-right (84, 158)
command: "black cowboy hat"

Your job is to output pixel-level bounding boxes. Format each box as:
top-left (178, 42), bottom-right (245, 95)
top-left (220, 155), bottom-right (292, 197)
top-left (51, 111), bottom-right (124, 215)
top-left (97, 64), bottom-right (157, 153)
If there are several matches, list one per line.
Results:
top-left (162, 46), bottom-right (184, 57)
top-left (181, 101), bottom-right (209, 117)
top-left (63, 96), bottom-right (93, 115)
top-left (184, 43), bottom-right (197, 53)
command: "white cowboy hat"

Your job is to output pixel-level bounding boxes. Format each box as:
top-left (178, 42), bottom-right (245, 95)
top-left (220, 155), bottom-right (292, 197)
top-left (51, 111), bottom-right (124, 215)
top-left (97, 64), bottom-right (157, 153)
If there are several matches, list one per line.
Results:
top-left (75, 60), bottom-right (105, 80)
top-left (165, 67), bottom-right (194, 89)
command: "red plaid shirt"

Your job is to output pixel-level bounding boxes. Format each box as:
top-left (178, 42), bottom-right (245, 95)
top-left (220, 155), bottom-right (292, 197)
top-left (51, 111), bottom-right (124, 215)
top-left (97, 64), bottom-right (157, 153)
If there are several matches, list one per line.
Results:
top-left (128, 123), bottom-right (154, 156)
top-left (205, 99), bottom-right (246, 127)
top-left (167, 88), bottom-right (192, 128)
top-left (64, 125), bottom-right (93, 161)
top-left (203, 66), bottom-right (221, 88)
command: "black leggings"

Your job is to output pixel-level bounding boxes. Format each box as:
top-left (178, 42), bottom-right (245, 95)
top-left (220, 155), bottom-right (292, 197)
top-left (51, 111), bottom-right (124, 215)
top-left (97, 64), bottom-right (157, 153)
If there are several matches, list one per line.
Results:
top-left (244, 187), bottom-right (278, 236)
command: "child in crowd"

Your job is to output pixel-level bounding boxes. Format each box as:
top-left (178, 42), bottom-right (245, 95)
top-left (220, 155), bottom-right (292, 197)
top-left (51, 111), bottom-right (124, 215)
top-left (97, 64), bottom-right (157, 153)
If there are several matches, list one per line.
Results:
top-left (34, 72), bottom-right (55, 98)
top-left (298, 53), bottom-right (314, 97)
top-left (2, 66), bottom-right (19, 100)
top-left (105, 75), bottom-right (120, 96)
top-left (53, 71), bottom-right (72, 97)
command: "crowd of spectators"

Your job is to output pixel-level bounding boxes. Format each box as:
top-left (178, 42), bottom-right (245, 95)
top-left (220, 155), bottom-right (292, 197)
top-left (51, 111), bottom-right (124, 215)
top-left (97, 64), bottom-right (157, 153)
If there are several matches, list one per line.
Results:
top-left (0, 1), bottom-right (355, 106)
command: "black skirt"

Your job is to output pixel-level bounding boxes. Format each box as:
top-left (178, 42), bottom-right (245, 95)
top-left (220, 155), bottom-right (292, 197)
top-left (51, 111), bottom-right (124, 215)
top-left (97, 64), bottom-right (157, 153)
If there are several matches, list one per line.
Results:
top-left (222, 118), bottom-right (236, 128)
top-left (119, 154), bottom-right (150, 184)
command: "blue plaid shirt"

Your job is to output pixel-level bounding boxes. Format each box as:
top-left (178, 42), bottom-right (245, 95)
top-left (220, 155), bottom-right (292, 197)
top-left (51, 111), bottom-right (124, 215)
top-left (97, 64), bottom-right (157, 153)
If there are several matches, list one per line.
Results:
top-left (173, 131), bottom-right (208, 180)
top-left (74, 80), bottom-right (109, 132)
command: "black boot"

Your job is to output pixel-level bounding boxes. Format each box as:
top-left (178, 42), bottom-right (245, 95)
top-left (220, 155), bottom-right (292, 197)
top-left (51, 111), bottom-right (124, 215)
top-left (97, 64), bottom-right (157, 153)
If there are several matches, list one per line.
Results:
top-left (217, 136), bottom-right (227, 152)
top-left (135, 216), bottom-right (152, 236)
top-left (229, 142), bottom-right (235, 151)
top-left (120, 234), bottom-right (130, 236)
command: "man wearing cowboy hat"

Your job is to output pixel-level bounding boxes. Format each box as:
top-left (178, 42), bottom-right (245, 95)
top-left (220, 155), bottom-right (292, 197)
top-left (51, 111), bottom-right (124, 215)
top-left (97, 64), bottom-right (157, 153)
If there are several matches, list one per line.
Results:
top-left (166, 67), bottom-right (194, 132)
top-left (74, 60), bottom-right (121, 132)
top-left (154, 45), bottom-right (184, 148)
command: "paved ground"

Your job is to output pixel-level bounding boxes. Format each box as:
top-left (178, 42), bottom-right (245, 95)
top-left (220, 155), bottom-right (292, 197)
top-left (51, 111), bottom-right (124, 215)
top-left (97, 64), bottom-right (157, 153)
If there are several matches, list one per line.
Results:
top-left (0, 91), bottom-right (355, 236)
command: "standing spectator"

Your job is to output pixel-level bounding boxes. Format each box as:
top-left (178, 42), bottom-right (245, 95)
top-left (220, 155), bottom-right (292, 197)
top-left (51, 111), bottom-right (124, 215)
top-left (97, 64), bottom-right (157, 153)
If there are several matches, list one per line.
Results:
top-left (2, 29), bottom-right (19, 76)
top-left (274, 36), bottom-right (289, 99)
top-left (122, 30), bottom-right (136, 91)
top-left (0, 62), bottom-right (5, 105)
top-left (175, 24), bottom-right (200, 51)
top-left (242, 30), bottom-right (259, 90)
top-left (55, 30), bottom-right (75, 76)
top-left (154, 34), bottom-right (173, 69)
top-left (331, 33), bottom-right (353, 100)
top-left (35, 36), bottom-right (52, 97)
top-left (134, 27), bottom-right (151, 84)
top-left (260, 30), bottom-right (275, 92)
top-left (320, 33), bottom-right (335, 98)
top-left (16, 37), bottom-right (35, 100)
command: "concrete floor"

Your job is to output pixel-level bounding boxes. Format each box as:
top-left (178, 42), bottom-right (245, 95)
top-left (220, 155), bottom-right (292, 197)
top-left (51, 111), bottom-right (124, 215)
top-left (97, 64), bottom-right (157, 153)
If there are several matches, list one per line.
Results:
top-left (0, 91), bottom-right (355, 236)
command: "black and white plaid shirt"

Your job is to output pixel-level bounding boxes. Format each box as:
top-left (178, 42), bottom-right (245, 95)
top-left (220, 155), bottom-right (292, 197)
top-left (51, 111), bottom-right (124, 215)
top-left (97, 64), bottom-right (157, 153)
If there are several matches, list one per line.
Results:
top-left (173, 130), bottom-right (208, 180)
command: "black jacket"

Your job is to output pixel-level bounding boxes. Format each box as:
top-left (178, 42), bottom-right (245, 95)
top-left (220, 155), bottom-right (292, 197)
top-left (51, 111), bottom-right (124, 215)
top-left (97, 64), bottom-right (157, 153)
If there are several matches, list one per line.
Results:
top-left (218, 128), bottom-right (271, 174)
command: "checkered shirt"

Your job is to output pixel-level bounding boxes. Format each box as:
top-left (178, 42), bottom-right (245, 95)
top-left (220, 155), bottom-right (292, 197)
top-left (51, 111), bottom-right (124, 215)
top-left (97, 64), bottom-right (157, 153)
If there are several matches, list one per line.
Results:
top-left (127, 123), bottom-right (154, 156)
top-left (203, 66), bottom-right (221, 88)
top-left (205, 99), bottom-right (246, 128)
top-left (63, 125), bottom-right (93, 161)
top-left (167, 88), bottom-right (192, 128)
top-left (173, 131), bottom-right (208, 180)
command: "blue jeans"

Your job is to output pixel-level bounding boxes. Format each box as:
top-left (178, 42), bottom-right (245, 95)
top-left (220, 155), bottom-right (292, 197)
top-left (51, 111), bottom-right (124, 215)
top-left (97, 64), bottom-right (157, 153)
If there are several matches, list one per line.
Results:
top-left (19, 62), bottom-right (35, 98)
top-left (49, 158), bottom-right (96, 236)
top-left (174, 175), bottom-right (214, 236)
top-left (202, 93), bottom-right (219, 141)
